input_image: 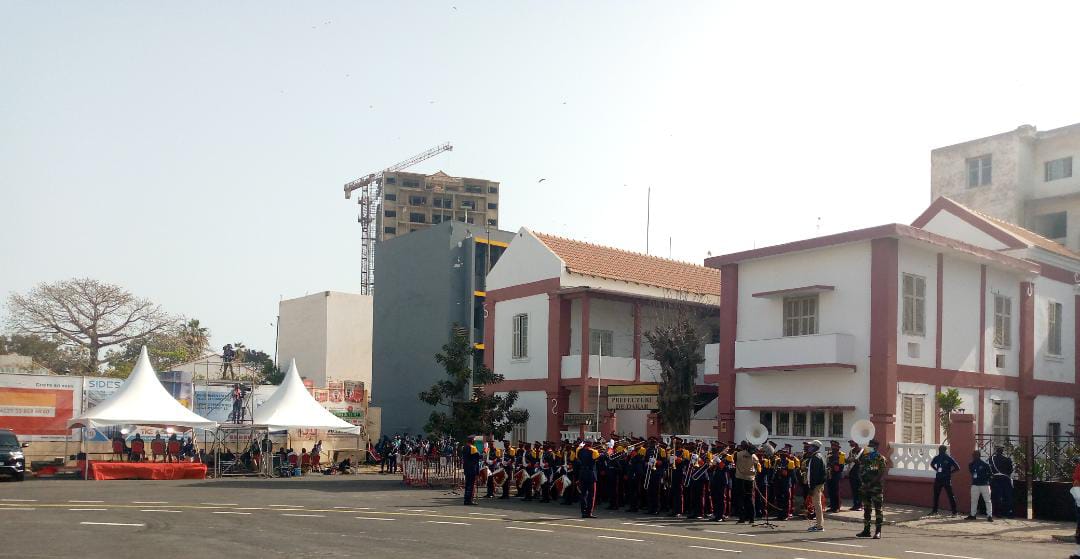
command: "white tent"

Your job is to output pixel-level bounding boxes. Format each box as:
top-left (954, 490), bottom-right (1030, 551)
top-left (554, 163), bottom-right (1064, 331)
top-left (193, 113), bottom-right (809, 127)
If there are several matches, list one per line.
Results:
top-left (68, 347), bottom-right (218, 430)
top-left (252, 359), bottom-right (362, 433)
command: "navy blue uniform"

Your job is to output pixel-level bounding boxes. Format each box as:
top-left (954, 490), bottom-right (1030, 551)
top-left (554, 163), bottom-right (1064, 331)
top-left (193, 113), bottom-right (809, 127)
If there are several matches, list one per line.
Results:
top-left (578, 446), bottom-right (599, 518)
top-left (930, 452), bottom-right (959, 514)
top-left (462, 442), bottom-right (481, 505)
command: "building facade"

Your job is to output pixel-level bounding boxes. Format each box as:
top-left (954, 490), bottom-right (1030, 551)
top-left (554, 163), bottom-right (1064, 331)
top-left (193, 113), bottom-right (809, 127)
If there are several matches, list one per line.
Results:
top-left (483, 229), bottom-right (721, 443)
top-left (372, 221), bottom-right (511, 435)
top-left (277, 291), bottom-right (373, 389)
top-left (931, 122), bottom-right (1080, 251)
top-left (378, 170), bottom-right (500, 242)
top-left (705, 197), bottom-right (1080, 461)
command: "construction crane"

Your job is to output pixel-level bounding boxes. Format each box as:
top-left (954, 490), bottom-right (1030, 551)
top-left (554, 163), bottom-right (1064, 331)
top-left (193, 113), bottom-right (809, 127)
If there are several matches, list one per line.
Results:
top-left (343, 142), bottom-right (453, 295)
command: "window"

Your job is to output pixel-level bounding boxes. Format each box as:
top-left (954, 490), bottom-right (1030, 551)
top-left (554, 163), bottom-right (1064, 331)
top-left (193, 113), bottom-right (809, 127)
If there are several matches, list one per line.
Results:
top-left (1046, 157), bottom-right (1073, 182)
top-left (384, 193), bottom-right (397, 201)
top-left (775, 411), bottom-right (790, 436)
top-left (384, 209), bottom-right (396, 218)
top-left (783, 295), bottom-right (818, 336)
top-left (967, 154), bottom-right (992, 187)
top-left (487, 219), bottom-right (498, 227)
top-left (488, 186), bottom-right (499, 194)
top-left (991, 400), bottom-right (1010, 442)
top-left (792, 412), bottom-right (807, 437)
top-left (994, 294), bottom-right (1012, 348)
top-left (901, 394), bottom-right (925, 444)
top-left (829, 412), bottom-right (844, 438)
top-left (465, 185), bottom-right (483, 193)
top-left (383, 226), bottom-right (396, 235)
top-left (511, 314), bottom-right (528, 359)
top-left (1049, 301), bottom-right (1063, 356)
top-left (1048, 422), bottom-right (1062, 444)
top-left (408, 196), bottom-right (427, 206)
top-left (902, 273), bottom-right (926, 336)
top-left (402, 179), bottom-right (421, 188)
top-left (1033, 212), bottom-right (1067, 239)
top-left (589, 329), bottom-right (614, 356)
top-left (461, 200), bottom-right (476, 210)
top-left (433, 198), bottom-right (452, 209)
top-left (432, 214), bottom-right (443, 224)
top-left (487, 202), bottom-right (498, 210)
top-left (384, 177), bottom-right (396, 185)
top-left (809, 411), bottom-right (826, 438)
top-left (759, 411), bottom-right (774, 434)
top-left (409, 212), bottom-right (426, 223)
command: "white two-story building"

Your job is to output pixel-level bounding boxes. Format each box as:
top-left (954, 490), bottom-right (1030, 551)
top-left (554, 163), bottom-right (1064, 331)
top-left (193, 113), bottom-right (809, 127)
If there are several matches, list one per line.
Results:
top-left (705, 197), bottom-right (1080, 461)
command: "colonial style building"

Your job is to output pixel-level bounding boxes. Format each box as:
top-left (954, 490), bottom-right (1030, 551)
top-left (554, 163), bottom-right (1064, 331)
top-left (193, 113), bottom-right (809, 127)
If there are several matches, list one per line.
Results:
top-left (483, 229), bottom-right (720, 442)
top-left (705, 197), bottom-right (1080, 459)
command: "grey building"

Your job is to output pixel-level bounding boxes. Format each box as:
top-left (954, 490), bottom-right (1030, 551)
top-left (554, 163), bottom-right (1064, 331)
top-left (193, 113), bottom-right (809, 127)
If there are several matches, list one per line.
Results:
top-left (372, 221), bottom-right (513, 436)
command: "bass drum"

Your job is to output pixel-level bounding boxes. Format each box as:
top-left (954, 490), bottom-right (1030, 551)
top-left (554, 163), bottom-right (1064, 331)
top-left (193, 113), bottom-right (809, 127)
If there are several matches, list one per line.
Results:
top-left (491, 467), bottom-right (507, 486)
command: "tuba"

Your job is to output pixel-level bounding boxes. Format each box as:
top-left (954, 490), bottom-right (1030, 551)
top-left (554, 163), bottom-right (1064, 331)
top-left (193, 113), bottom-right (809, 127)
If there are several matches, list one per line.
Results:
top-left (850, 419), bottom-right (876, 446)
top-left (746, 423), bottom-right (770, 446)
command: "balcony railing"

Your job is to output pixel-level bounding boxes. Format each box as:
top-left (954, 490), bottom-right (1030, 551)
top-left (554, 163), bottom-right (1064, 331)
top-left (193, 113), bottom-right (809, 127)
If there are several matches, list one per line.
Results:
top-left (734, 333), bottom-right (856, 373)
top-left (889, 442), bottom-right (943, 478)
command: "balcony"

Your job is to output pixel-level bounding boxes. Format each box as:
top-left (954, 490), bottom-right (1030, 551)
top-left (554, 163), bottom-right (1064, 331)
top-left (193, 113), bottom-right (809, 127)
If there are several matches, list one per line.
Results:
top-left (561, 355), bottom-right (642, 381)
top-left (734, 333), bottom-right (856, 373)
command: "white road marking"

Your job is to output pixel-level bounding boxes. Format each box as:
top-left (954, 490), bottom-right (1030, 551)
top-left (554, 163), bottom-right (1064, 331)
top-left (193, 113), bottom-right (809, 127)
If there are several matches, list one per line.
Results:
top-left (803, 540), bottom-right (864, 548)
top-left (597, 536), bottom-right (644, 542)
top-left (407, 509), bottom-right (436, 512)
top-left (212, 511), bottom-right (251, 515)
top-left (426, 520), bottom-right (470, 525)
top-left (355, 517), bottom-right (395, 521)
top-left (281, 514), bottom-right (326, 518)
top-left (336, 506), bottom-right (371, 509)
top-left (233, 507), bottom-right (266, 511)
top-left (81, 522), bottom-right (144, 527)
top-left (68, 508), bottom-right (108, 511)
top-left (1, 499), bottom-right (37, 502)
top-left (141, 509), bottom-right (182, 513)
top-left (202, 502), bottom-right (239, 506)
top-left (905, 553), bottom-right (984, 559)
top-left (506, 526), bottom-right (553, 532)
top-left (0, 507), bottom-right (35, 511)
top-left (69, 500), bottom-right (104, 503)
top-left (688, 545), bottom-right (742, 553)
top-left (133, 501), bottom-right (168, 504)
top-left (622, 522), bottom-right (664, 528)
top-left (705, 530), bottom-right (755, 537)
top-left (469, 512), bottom-right (506, 516)
top-left (269, 504), bottom-right (294, 507)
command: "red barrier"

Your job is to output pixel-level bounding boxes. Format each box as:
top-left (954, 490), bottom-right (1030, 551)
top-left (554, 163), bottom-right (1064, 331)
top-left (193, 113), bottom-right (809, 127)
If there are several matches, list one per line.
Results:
top-left (402, 455), bottom-right (464, 489)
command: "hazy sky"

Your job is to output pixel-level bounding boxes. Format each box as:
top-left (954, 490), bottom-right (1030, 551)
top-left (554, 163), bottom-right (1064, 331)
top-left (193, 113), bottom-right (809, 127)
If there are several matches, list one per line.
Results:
top-left (4, 1), bottom-right (1079, 353)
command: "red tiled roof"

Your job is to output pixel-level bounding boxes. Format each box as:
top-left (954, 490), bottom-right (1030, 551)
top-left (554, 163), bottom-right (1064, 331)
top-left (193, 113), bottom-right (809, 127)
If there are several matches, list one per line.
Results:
top-left (532, 232), bottom-right (721, 296)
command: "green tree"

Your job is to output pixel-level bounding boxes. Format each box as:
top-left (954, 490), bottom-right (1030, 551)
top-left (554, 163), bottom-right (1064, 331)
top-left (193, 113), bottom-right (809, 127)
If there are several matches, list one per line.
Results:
top-left (645, 305), bottom-right (706, 435)
top-left (178, 319), bottom-right (210, 357)
top-left (104, 317), bottom-right (211, 376)
top-left (936, 388), bottom-right (964, 443)
top-left (0, 334), bottom-right (86, 374)
top-left (419, 326), bottom-right (528, 440)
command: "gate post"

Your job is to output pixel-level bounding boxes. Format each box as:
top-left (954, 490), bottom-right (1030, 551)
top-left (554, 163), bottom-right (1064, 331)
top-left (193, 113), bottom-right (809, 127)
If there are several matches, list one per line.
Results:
top-left (949, 413), bottom-right (976, 513)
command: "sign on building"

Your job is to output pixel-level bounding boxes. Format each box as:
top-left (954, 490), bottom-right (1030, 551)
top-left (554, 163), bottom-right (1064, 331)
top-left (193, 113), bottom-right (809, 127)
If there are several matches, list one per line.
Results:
top-left (0, 374), bottom-right (82, 441)
top-left (563, 412), bottom-right (594, 426)
top-left (606, 384), bottom-right (659, 410)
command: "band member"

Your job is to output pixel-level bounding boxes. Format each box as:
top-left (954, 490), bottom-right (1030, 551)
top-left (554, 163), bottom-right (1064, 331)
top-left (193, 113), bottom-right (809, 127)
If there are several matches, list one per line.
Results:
top-left (646, 440), bottom-right (665, 515)
top-left (772, 444), bottom-right (797, 520)
top-left (685, 453), bottom-right (709, 519)
top-left (847, 439), bottom-right (863, 511)
top-left (709, 444), bottom-right (730, 522)
top-left (462, 435), bottom-right (481, 505)
top-left (670, 441), bottom-right (689, 517)
top-left (578, 440), bottom-right (600, 518)
top-left (734, 441), bottom-right (758, 524)
top-left (627, 445), bottom-right (645, 512)
top-left (754, 446), bottom-right (772, 518)
top-left (540, 443), bottom-right (556, 503)
top-left (500, 440), bottom-right (514, 499)
top-left (826, 440), bottom-right (846, 512)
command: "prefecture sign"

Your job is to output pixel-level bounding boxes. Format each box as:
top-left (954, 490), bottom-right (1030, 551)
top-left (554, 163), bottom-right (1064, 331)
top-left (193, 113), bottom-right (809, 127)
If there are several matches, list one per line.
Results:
top-left (563, 412), bottom-right (594, 426)
top-left (606, 384), bottom-right (659, 410)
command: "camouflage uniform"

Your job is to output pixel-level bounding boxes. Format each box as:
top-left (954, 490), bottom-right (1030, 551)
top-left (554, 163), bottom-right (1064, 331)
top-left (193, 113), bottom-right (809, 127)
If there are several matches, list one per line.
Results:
top-left (858, 450), bottom-right (888, 533)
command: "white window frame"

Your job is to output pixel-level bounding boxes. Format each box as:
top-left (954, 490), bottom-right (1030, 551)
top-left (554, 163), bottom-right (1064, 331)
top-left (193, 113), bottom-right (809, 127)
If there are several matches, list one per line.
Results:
top-left (1048, 301), bottom-right (1063, 356)
top-left (511, 313), bottom-right (529, 360)
top-left (783, 295), bottom-right (819, 337)
top-left (991, 400), bottom-right (1010, 441)
top-left (1045, 156), bottom-right (1073, 182)
top-left (993, 294), bottom-right (1012, 349)
top-left (589, 329), bottom-right (614, 357)
top-left (828, 411), bottom-right (844, 438)
top-left (902, 273), bottom-right (926, 336)
top-left (901, 394), bottom-right (926, 444)
top-left (775, 411), bottom-right (790, 437)
top-left (967, 154), bottom-right (992, 187)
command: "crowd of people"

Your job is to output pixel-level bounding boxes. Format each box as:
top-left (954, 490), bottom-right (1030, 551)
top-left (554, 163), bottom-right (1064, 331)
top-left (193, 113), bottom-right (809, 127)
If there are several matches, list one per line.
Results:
top-left (110, 432), bottom-right (196, 462)
top-left (374, 434), bottom-right (456, 474)
top-left (458, 435), bottom-right (890, 538)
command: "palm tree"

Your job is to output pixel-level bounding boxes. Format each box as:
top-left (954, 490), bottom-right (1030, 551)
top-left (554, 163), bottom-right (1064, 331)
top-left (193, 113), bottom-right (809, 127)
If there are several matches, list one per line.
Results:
top-left (937, 388), bottom-right (964, 443)
top-left (179, 319), bottom-right (210, 357)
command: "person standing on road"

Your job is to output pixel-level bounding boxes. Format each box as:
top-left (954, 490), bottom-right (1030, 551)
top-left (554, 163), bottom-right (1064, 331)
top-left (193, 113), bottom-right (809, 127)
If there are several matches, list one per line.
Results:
top-left (804, 440), bottom-right (827, 532)
top-left (733, 441), bottom-right (759, 525)
top-left (577, 440), bottom-right (599, 518)
top-left (846, 440), bottom-right (863, 511)
top-left (825, 440), bottom-right (845, 513)
top-left (966, 450), bottom-right (993, 522)
top-left (856, 439), bottom-right (887, 539)
top-left (1069, 456), bottom-right (1080, 559)
top-left (989, 446), bottom-right (1014, 518)
top-left (929, 445), bottom-right (960, 516)
top-left (462, 435), bottom-right (481, 506)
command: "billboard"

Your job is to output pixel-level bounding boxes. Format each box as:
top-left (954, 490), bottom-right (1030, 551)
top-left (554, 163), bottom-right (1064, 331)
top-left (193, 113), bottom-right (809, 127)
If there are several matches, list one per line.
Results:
top-left (193, 385), bottom-right (275, 423)
top-left (0, 374), bottom-right (82, 441)
top-left (81, 377), bottom-right (124, 441)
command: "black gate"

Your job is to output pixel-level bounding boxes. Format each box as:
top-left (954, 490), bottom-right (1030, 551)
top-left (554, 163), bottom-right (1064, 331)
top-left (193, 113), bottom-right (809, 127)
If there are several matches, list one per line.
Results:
top-left (975, 434), bottom-right (1078, 520)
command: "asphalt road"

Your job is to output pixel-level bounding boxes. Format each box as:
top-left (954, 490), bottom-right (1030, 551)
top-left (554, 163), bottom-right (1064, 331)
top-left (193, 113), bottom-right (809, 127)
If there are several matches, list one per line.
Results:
top-left (0, 475), bottom-right (1068, 559)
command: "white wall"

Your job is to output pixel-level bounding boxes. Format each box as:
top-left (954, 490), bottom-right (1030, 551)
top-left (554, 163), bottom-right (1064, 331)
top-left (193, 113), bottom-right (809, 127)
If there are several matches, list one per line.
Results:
top-left (569, 298), bottom-right (635, 358)
top-left (325, 293), bottom-right (373, 387)
top-left (981, 389), bottom-right (1020, 436)
top-left (493, 294), bottom-right (549, 380)
top-left (278, 292), bottom-right (328, 385)
top-left (1034, 277), bottom-right (1076, 384)
top-left (499, 390), bottom-right (548, 443)
top-left (984, 268), bottom-right (1021, 377)
top-left (486, 228), bottom-right (563, 292)
top-left (940, 258), bottom-right (982, 372)
top-left (897, 242), bottom-right (939, 368)
top-left (617, 410), bottom-right (648, 438)
top-left (1033, 395), bottom-right (1074, 437)
top-left (733, 368), bottom-right (869, 442)
top-left (561, 272), bottom-right (720, 307)
top-left (920, 211), bottom-right (1011, 251)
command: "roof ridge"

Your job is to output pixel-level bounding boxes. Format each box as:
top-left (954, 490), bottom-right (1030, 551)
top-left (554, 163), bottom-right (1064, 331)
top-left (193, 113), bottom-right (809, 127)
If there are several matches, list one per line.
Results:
top-left (532, 231), bottom-right (714, 270)
top-left (941, 197), bottom-right (1080, 261)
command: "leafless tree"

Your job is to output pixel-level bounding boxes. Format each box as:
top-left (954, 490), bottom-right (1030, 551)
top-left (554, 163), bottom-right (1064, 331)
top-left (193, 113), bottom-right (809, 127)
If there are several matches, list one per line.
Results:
top-left (643, 294), bottom-right (715, 435)
top-left (6, 278), bottom-right (175, 375)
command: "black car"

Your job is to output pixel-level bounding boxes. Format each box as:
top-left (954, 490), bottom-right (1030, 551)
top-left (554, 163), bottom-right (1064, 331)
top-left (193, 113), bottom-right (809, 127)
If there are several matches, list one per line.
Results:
top-left (0, 429), bottom-right (28, 481)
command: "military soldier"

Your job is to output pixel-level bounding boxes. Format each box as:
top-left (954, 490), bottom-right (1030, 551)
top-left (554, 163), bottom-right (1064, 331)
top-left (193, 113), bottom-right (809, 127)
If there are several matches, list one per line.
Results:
top-left (826, 440), bottom-right (846, 512)
top-left (462, 435), bottom-right (481, 506)
top-left (578, 440), bottom-right (600, 518)
top-left (856, 439), bottom-right (887, 539)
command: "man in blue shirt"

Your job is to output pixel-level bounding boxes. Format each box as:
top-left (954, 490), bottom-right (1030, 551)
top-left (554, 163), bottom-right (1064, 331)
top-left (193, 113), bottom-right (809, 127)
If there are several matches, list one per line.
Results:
top-left (966, 450), bottom-right (993, 522)
top-left (929, 445), bottom-right (960, 516)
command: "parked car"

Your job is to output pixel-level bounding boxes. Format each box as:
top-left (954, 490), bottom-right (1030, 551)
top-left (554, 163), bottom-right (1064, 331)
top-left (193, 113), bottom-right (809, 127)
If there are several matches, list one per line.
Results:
top-left (0, 429), bottom-right (28, 481)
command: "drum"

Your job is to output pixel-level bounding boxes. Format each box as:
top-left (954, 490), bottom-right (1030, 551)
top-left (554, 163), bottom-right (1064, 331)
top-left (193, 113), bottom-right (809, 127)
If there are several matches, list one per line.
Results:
top-left (491, 467), bottom-right (507, 486)
top-left (477, 467), bottom-right (489, 485)
top-left (531, 470), bottom-right (547, 487)
top-left (513, 468), bottom-right (527, 489)
top-left (552, 474), bottom-right (571, 497)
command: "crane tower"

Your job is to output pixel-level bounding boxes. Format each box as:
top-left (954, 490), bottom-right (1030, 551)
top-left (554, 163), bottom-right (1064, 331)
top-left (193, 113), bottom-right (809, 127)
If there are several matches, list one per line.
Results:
top-left (343, 142), bottom-right (453, 295)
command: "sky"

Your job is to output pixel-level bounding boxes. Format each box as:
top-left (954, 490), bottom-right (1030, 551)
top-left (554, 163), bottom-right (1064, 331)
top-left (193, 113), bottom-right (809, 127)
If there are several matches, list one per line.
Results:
top-left (3, 1), bottom-right (1080, 354)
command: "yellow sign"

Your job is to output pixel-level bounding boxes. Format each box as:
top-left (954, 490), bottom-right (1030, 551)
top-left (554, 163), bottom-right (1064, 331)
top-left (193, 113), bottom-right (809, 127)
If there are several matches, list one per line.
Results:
top-left (606, 384), bottom-right (659, 396)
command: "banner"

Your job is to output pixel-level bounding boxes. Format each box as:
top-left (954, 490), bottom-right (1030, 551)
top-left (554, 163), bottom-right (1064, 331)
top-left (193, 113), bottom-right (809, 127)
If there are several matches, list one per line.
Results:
top-left (606, 384), bottom-right (659, 410)
top-left (0, 374), bottom-right (82, 441)
top-left (82, 377), bottom-right (124, 441)
top-left (193, 385), bottom-right (274, 423)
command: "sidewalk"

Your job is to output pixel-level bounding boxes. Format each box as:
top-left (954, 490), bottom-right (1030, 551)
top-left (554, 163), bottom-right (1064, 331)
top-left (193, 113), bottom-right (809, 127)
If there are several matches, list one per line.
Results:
top-left (822, 504), bottom-right (1073, 542)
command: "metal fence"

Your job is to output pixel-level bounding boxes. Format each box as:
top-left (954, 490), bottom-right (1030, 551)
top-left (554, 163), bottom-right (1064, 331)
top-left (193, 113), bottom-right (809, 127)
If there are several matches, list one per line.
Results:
top-left (401, 455), bottom-right (465, 489)
top-left (975, 434), bottom-right (1078, 483)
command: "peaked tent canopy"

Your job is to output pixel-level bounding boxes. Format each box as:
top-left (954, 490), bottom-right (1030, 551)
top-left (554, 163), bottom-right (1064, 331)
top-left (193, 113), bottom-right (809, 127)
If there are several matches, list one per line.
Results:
top-left (69, 347), bottom-right (218, 430)
top-left (252, 359), bottom-right (362, 434)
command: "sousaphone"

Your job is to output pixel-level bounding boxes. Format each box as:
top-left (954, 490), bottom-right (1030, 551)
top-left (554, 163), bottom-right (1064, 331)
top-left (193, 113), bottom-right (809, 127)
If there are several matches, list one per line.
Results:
top-left (850, 419), bottom-right (876, 446)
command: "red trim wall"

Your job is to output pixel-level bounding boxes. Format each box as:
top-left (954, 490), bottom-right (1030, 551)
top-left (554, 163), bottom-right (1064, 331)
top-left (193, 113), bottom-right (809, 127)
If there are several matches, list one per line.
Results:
top-left (735, 363), bottom-right (857, 373)
top-left (633, 302), bottom-right (641, 381)
top-left (869, 238), bottom-right (899, 449)
top-left (484, 277), bottom-right (561, 370)
top-left (935, 253), bottom-right (944, 369)
top-left (978, 265), bottom-right (987, 373)
top-left (1019, 281), bottom-right (1035, 437)
top-left (1075, 295), bottom-right (1080, 432)
top-left (579, 294), bottom-right (590, 384)
top-left (713, 264), bottom-right (738, 438)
